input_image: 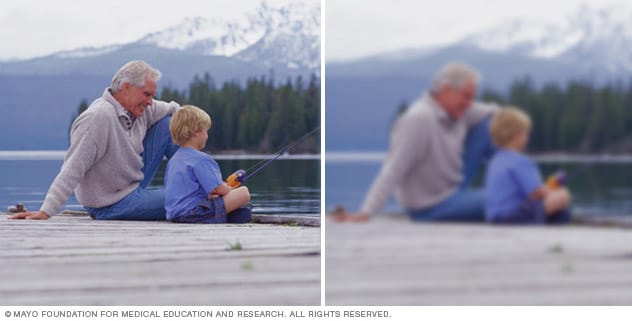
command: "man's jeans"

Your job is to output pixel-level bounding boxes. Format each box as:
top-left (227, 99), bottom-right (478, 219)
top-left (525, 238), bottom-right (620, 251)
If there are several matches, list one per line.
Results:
top-left (408, 117), bottom-right (496, 222)
top-left (86, 117), bottom-right (179, 220)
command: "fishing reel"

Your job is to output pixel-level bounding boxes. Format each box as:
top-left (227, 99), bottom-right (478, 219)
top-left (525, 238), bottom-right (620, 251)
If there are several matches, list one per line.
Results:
top-left (224, 127), bottom-right (320, 189)
top-left (226, 169), bottom-right (247, 188)
top-left (545, 170), bottom-right (567, 189)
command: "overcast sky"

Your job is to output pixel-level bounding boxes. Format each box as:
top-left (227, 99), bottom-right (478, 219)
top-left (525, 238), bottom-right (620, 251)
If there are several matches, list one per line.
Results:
top-left (326, 0), bottom-right (629, 61)
top-left (0, 0), bottom-right (295, 60)
top-left (2, 0), bottom-right (628, 62)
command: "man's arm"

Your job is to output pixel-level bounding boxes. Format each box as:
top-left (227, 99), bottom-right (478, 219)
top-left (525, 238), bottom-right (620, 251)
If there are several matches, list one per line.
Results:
top-left (10, 112), bottom-right (106, 220)
top-left (465, 101), bottom-right (499, 128)
top-left (147, 100), bottom-right (180, 126)
top-left (342, 115), bottom-right (427, 221)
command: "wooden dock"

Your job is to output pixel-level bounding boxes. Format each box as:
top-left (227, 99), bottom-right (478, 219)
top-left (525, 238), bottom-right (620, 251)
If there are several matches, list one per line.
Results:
top-left (0, 212), bottom-right (320, 305)
top-left (326, 215), bottom-right (632, 305)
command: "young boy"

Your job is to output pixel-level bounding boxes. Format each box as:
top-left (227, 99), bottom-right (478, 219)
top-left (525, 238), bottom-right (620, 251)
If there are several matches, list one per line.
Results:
top-left (165, 105), bottom-right (251, 223)
top-left (484, 107), bottom-right (571, 224)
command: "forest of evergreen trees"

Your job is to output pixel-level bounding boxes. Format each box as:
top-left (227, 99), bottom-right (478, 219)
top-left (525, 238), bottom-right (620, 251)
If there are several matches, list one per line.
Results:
top-left (393, 77), bottom-right (632, 154)
top-left (73, 73), bottom-right (320, 154)
top-left (73, 73), bottom-right (632, 154)
top-left (481, 77), bottom-right (632, 153)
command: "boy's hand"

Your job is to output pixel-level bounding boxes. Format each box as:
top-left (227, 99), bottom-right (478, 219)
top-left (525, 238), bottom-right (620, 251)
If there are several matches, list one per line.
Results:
top-left (209, 189), bottom-right (222, 198)
top-left (210, 182), bottom-right (232, 198)
top-left (529, 186), bottom-right (549, 201)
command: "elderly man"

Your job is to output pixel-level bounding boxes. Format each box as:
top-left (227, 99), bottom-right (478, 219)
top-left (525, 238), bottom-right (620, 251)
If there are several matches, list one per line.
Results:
top-left (10, 60), bottom-right (180, 220)
top-left (341, 63), bottom-right (498, 222)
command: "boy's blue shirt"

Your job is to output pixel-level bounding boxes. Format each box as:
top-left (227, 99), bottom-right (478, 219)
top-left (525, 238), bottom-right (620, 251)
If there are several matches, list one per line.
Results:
top-left (164, 147), bottom-right (223, 220)
top-left (484, 148), bottom-right (543, 223)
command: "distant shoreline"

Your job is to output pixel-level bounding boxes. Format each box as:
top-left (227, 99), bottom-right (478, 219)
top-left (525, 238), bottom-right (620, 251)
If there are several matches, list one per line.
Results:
top-left (0, 150), bottom-right (320, 161)
top-left (326, 151), bottom-right (632, 163)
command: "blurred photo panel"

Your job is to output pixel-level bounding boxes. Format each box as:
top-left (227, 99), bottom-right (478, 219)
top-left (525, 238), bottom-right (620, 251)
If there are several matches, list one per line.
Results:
top-left (326, 0), bottom-right (632, 305)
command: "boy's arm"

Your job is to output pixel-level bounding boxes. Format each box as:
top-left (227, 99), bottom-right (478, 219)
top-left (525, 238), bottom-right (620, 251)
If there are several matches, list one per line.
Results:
top-left (491, 172), bottom-right (547, 224)
top-left (512, 156), bottom-right (545, 200)
top-left (492, 158), bottom-right (547, 223)
top-left (528, 186), bottom-right (550, 201)
top-left (192, 159), bottom-right (225, 198)
top-left (210, 182), bottom-right (232, 197)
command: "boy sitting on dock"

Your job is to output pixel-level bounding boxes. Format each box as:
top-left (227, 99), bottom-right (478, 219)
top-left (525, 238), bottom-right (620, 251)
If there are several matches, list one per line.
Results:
top-left (165, 105), bottom-right (251, 223)
top-left (484, 107), bottom-right (572, 224)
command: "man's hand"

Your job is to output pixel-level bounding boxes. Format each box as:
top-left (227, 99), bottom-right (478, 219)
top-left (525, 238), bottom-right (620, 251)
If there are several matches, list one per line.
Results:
top-left (8, 211), bottom-right (50, 220)
top-left (345, 213), bottom-right (370, 222)
top-left (330, 211), bottom-right (370, 223)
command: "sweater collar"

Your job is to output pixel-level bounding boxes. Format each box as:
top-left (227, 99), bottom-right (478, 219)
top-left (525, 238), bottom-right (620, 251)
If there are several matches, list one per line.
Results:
top-left (103, 88), bottom-right (129, 116)
top-left (103, 88), bottom-right (136, 129)
top-left (422, 93), bottom-right (452, 123)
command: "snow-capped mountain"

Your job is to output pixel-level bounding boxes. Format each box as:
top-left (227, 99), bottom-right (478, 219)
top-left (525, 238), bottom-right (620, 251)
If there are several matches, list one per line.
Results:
top-left (0, 1), bottom-right (320, 150)
top-left (138, 16), bottom-right (266, 57)
top-left (328, 4), bottom-right (632, 83)
top-left (139, 1), bottom-right (320, 71)
top-left (235, 1), bottom-right (321, 70)
top-left (52, 45), bottom-right (124, 59)
top-left (326, 4), bottom-right (632, 151)
top-left (46, 1), bottom-right (320, 73)
top-left (1, 0), bottom-right (319, 81)
top-left (463, 4), bottom-right (632, 72)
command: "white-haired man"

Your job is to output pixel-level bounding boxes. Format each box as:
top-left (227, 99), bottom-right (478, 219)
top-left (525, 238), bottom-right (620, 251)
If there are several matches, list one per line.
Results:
top-left (340, 63), bottom-right (499, 222)
top-left (10, 60), bottom-right (181, 220)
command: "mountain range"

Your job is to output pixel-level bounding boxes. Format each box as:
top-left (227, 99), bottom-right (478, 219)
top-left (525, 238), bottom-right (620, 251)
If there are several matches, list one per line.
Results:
top-left (0, 1), bottom-right (320, 150)
top-left (0, 1), bottom-right (320, 84)
top-left (327, 4), bottom-right (632, 151)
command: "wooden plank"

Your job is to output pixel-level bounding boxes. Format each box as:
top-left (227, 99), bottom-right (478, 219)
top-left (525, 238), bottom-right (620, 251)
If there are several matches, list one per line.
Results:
top-left (573, 214), bottom-right (632, 228)
top-left (0, 213), bottom-right (320, 305)
top-left (326, 216), bottom-right (632, 305)
top-left (2, 283), bottom-right (319, 306)
top-left (1, 210), bottom-right (321, 227)
top-left (252, 214), bottom-right (320, 227)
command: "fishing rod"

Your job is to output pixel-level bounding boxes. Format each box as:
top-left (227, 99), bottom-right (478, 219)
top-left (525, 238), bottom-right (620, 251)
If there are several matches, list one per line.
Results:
top-left (544, 155), bottom-right (617, 189)
top-left (532, 131), bottom-right (631, 189)
top-left (239, 127), bottom-right (320, 175)
top-left (497, 143), bottom-right (621, 221)
top-left (226, 126), bottom-right (320, 188)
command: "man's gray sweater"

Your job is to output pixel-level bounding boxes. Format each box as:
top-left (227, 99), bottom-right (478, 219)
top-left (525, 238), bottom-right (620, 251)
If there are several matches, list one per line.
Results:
top-left (360, 94), bottom-right (498, 215)
top-left (40, 88), bottom-right (179, 216)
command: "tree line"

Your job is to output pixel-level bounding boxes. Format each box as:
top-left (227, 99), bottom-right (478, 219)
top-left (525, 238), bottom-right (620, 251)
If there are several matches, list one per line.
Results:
top-left (481, 77), bottom-right (632, 153)
top-left (72, 73), bottom-right (320, 154)
top-left (395, 77), bottom-right (632, 153)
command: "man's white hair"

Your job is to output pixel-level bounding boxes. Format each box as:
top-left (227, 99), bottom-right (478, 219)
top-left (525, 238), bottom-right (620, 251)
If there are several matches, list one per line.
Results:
top-left (430, 63), bottom-right (481, 93)
top-left (111, 60), bottom-right (162, 93)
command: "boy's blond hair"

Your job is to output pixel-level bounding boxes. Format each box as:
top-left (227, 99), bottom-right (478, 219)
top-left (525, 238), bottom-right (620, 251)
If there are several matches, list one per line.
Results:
top-left (490, 106), bottom-right (531, 147)
top-left (169, 105), bottom-right (211, 146)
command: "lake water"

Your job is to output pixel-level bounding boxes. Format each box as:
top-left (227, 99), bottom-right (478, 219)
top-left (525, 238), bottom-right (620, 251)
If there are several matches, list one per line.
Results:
top-left (326, 152), bottom-right (632, 216)
top-left (0, 154), bottom-right (320, 216)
